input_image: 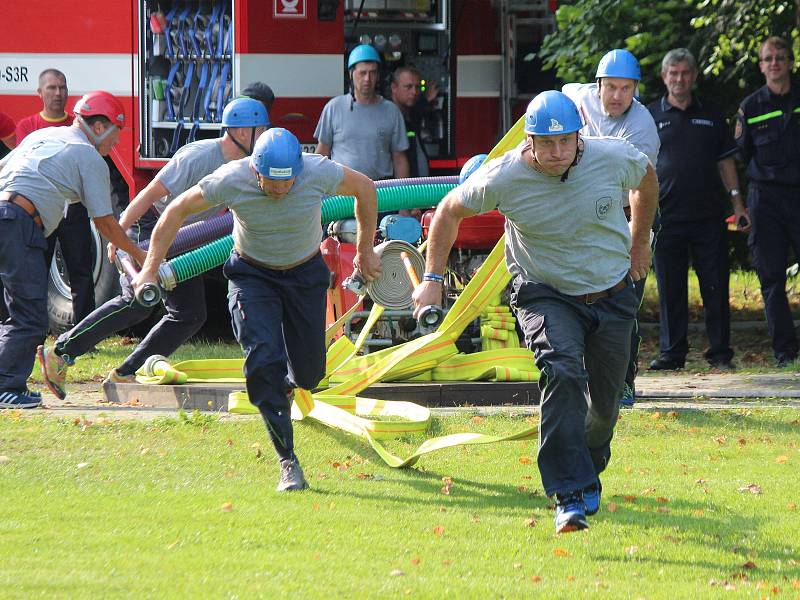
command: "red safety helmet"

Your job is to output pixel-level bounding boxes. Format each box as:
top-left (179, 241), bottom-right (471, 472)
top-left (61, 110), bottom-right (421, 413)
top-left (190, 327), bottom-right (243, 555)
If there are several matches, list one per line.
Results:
top-left (74, 91), bottom-right (126, 130)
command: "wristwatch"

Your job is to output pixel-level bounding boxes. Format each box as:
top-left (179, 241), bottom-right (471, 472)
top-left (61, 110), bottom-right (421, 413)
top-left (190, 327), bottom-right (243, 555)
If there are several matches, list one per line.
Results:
top-left (728, 188), bottom-right (740, 196)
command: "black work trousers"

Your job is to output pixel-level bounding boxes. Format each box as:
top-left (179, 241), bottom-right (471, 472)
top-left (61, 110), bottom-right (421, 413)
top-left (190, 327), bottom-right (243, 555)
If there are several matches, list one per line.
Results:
top-left (748, 183), bottom-right (800, 361)
top-left (45, 202), bottom-right (96, 324)
top-left (653, 218), bottom-right (733, 364)
top-left (512, 278), bottom-right (637, 497)
top-left (226, 251), bottom-right (329, 461)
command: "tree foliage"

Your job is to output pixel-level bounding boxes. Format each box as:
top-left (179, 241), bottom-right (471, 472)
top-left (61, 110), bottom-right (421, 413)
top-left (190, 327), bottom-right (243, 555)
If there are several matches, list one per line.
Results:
top-left (538, 0), bottom-right (799, 115)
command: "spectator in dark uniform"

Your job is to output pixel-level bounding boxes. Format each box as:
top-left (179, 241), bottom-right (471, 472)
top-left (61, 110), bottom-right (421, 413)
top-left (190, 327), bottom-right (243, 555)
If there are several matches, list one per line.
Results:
top-left (390, 66), bottom-right (438, 177)
top-left (736, 36), bottom-right (800, 367)
top-left (647, 48), bottom-right (749, 370)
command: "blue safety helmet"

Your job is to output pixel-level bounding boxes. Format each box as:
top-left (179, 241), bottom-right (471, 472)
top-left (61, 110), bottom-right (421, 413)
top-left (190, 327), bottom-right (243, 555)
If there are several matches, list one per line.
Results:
top-left (595, 49), bottom-right (641, 81)
top-left (524, 91), bottom-right (582, 136)
top-left (459, 154), bottom-right (488, 184)
top-left (250, 128), bottom-right (304, 180)
top-left (348, 44), bottom-right (381, 69)
top-left (221, 97), bottom-right (270, 128)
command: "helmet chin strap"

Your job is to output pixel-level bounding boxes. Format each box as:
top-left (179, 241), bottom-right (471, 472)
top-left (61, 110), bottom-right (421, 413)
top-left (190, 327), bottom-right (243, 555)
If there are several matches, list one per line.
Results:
top-left (76, 116), bottom-right (117, 146)
top-left (228, 127), bottom-right (257, 156)
top-left (531, 133), bottom-right (581, 182)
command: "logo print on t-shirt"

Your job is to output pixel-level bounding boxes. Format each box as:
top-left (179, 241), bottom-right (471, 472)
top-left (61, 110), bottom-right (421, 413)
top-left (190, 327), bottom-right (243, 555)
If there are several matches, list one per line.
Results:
top-left (595, 196), bottom-right (612, 220)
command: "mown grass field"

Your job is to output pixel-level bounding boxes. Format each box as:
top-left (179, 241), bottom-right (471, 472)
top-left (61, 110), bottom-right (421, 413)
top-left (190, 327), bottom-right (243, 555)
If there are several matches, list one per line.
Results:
top-left (1, 409), bottom-right (799, 598)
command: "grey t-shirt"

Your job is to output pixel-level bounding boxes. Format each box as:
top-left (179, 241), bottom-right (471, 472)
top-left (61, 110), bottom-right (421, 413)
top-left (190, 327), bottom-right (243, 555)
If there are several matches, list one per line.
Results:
top-left (199, 153), bottom-right (344, 266)
top-left (563, 82), bottom-right (659, 206)
top-left (314, 94), bottom-right (408, 180)
top-left (0, 126), bottom-right (112, 236)
top-left (153, 138), bottom-right (226, 224)
top-left (459, 137), bottom-right (649, 295)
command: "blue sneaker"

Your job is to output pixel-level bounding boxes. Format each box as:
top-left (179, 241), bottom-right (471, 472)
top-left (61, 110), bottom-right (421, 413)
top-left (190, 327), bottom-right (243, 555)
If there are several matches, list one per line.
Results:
top-left (583, 480), bottom-right (602, 516)
top-left (619, 383), bottom-right (635, 408)
top-left (554, 492), bottom-right (588, 533)
top-left (0, 389), bottom-right (42, 409)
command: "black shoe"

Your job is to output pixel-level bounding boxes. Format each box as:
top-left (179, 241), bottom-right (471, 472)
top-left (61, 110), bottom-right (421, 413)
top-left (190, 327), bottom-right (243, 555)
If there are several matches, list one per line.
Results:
top-left (708, 359), bottom-right (735, 370)
top-left (775, 354), bottom-right (797, 368)
top-left (648, 356), bottom-right (685, 371)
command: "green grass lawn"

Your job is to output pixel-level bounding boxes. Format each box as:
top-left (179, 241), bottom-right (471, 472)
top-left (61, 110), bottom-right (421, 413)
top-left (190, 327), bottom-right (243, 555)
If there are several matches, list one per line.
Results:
top-left (2, 409), bottom-right (799, 598)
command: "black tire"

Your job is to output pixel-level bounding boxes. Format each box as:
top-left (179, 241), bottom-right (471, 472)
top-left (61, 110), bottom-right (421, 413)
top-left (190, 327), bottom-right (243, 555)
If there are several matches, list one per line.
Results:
top-left (47, 160), bottom-right (127, 335)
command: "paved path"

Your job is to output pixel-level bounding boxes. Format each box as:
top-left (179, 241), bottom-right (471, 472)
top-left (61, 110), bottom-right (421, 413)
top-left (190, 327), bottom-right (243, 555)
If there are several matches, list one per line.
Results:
top-left (21, 372), bottom-right (800, 421)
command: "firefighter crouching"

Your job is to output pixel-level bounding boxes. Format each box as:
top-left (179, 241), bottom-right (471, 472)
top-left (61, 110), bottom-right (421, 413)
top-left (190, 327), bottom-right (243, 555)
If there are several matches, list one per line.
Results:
top-left (0, 91), bottom-right (147, 409)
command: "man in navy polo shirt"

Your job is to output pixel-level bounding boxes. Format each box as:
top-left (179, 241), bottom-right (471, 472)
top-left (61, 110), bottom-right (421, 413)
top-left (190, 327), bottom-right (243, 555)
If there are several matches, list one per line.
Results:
top-left (647, 48), bottom-right (749, 370)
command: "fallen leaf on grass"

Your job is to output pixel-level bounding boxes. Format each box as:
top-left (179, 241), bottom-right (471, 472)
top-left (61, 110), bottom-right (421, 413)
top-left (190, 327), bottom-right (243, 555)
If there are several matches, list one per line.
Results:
top-left (656, 497), bottom-right (669, 504)
top-left (623, 495), bottom-right (637, 503)
top-left (221, 502), bottom-right (233, 512)
top-left (517, 486), bottom-right (528, 494)
top-left (788, 503), bottom-right (797, 510)
top-left (524, 518), bottom-right (537, 527)
top-left (530, 575), bottom-right (542, 583)
top-left (626, 545), bottom-right (638, 555)
top-left (741, 560), bottom-right (757, 570)
top-left (441, 476), bottom-right (453, 495)
top-left (441, 560), bottom-right (451, 566)
top-left (737, 484), bottom-right (762, 494)
top-left (471, 416), bottom-right (484, 424)
top-left (225, 439), bottom-right (233, 446)
top-left (696, 478), bottom-right (707, 485)
top-left (656, 506), bottom-right (670, 513)
top-left (714, 435), bottom-right (727, 445)
top-left (667, 411), bottom-right (679, 418)
top-left (140, 447), bottom-right (150, 456)
top-left (737, 438), bottom-right (747, 447)
top-left (640, 487), bottom-right (656, 496)
top-left (519, 456), bottom-right (532, 465)
top-left (433, 526), bottom-right (445, 536)
top-left (471, 515), bottom-right (480, 523)
top-left (692, 509), bottom-right (706, 517)
top-left (650, 412), bottom-right (662, 420)
top-left (0, 456), bottom-right (9, 464)
top-left (607, 502), bottom-right (618, 512)
top-left (566, 575), bottom-right (575, 581)
top-left (554, 548), bottom-right (570, 557)
top-left (76, 462), bottom-right (89, 469)
top-left (776, 455), bottom-right (789, 464)
top-left (410, 557), bottom-right (420, 566)
top-left (792, 579), bottom-right (800, 589)
top-left (390, 569), bottom-right (404, 577)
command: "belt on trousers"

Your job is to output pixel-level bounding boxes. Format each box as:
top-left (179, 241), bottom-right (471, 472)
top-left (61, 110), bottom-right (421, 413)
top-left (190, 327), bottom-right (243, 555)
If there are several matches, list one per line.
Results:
top-left (568, 277), bottom-right (628, 304)
top-left (0, 191), bottom-right (44, 229)
top-left (236, 248), bottom-right (318, 271)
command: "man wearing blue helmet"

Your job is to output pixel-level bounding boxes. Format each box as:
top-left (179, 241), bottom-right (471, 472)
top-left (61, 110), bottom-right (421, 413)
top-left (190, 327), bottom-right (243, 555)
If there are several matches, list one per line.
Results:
top-left (414, 91), bottom-right (658, 533)
top-left (314, 44), bottom-right (409, 181)
top-left (38, 96), bottom-right (270, 399)
top-left (563, 48), bottom-right (660, 409)
top-left (134, 128), bottom-right (381, 492)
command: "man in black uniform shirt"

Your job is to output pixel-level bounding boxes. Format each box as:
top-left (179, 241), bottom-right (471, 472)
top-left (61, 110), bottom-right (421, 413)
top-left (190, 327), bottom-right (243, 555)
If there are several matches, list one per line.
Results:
top-left (391, 66), bottom-right (438, 177)
top-left (647, 48), bottom-right (749, 370)
top-left (737, 36), bottom-right (800, 367)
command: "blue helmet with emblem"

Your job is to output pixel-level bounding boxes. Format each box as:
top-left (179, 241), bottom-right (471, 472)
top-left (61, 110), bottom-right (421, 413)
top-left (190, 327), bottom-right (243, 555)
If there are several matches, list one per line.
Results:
top-left (524, 91), bottom-right (582, 136)
top-left (459, 154), bottom-right (488, 184)
top-left (221, 97), bottom-right (270, 128)
top-left (250, 128), bottom-right (304, 180)
top-left (348, 44), bottom-right (381, 69)
top-left (595, 49), bottom-right (641, 81)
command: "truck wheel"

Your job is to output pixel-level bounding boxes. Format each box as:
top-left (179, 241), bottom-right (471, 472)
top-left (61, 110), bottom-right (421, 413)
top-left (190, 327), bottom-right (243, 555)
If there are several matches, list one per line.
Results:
top-left (46, 222), bottom-right (121, 335)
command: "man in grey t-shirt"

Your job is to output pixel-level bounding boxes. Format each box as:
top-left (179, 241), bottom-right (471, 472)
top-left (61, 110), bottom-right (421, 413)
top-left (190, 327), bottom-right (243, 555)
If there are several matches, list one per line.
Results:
top-left (0, 91), bottom-right (145, 409)
top-left (314, 44), bottom-right (409, 180)
top-left (134, 128), bottom-right (381, 492)
top-left (562, 48), bottom-right (661, 409)
top-left (414, 92), bottom-right (658, 533)
top-left (37, 97), bottom-right (269, 400)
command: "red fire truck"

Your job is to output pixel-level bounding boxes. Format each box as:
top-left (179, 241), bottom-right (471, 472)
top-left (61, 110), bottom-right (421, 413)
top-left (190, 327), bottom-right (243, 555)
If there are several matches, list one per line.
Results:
top-left (1, 0), bottom-right (556, 332)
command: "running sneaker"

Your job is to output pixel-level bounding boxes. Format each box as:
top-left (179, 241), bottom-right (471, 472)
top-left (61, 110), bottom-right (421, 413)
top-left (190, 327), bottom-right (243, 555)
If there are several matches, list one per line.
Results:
top-left (37, 345), bottom-right (70, 400)
top-left (555, 492), bottom-right (588, 533)
top-left (103, 368), bottom-right (136, 385)
top-left (277, 457), bottom-right (309, 492)
top-left (0, 389), bottom-right (42, 409)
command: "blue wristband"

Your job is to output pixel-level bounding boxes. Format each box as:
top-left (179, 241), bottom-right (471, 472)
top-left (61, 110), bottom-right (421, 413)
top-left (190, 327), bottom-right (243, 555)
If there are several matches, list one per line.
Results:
top-left (423, 272), bottom-right (444, 283)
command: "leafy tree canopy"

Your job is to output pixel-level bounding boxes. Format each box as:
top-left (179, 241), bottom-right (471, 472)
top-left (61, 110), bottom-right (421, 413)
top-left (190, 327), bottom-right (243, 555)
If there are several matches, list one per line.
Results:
top-left (538, 0), bottom-right (798, 115)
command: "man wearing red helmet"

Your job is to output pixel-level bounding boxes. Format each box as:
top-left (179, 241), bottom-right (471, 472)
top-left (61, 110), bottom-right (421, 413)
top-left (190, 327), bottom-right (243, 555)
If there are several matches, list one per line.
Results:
top-left (0, 90), bottom-right (146, 409)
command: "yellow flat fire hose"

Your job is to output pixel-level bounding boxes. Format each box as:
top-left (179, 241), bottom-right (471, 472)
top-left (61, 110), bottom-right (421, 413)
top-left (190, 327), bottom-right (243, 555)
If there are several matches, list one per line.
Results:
top-left (135, 116), bottom-right (541, 467)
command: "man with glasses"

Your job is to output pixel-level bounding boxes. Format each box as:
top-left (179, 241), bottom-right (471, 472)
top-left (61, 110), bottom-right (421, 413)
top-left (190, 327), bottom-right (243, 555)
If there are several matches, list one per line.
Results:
top-left (736, 36), bottom-right (800, 367)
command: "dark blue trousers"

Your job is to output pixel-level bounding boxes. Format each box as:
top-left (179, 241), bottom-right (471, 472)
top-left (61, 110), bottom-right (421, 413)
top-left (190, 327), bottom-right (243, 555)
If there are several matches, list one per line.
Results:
top-left (225, 252), bottom-right (329, 461)
top-left (653, 218), bottom-right (733, 364)
top-left (748, 183), bottom-right (800, 360)
top-left (0, 203), bottom-right (49, 392)
top-left (45, 202), bottom-right (96, 324)
top-left (55, 216), bottom-right (206, 376)
top-left (512, 278), bottom-right (637, 497)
